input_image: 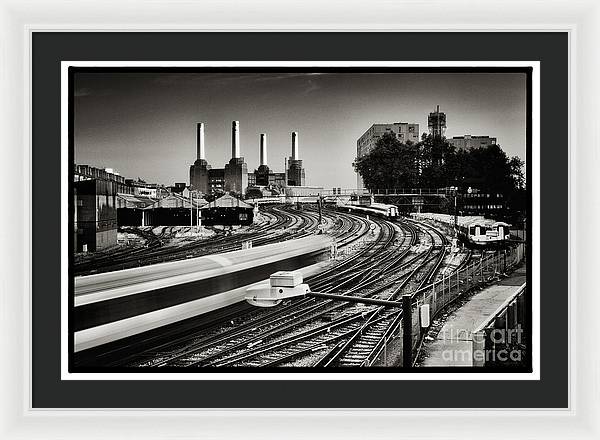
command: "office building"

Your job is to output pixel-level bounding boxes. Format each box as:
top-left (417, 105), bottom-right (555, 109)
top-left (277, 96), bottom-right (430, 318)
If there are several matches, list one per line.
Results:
top-left (448, 135), bottom-right (497, 150)
top-left (355, 122), bottom-right (420, 189)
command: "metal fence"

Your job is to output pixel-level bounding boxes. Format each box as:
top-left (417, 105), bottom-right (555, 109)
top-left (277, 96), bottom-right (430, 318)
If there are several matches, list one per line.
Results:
top-left (370, 188), bottom-right (453, 196)
top-left (368, 243), bottom-right (526, 367)
top-left (311, 188), bottom-right (453, 197)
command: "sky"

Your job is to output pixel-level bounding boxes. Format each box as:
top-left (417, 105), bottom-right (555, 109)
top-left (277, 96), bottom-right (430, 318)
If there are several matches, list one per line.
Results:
top-left (74, 70), bottom-right (527, 189)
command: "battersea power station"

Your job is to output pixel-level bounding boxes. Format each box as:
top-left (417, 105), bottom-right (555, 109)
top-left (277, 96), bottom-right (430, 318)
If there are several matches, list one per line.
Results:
top-left (189, 121), bottom-right (306, 196)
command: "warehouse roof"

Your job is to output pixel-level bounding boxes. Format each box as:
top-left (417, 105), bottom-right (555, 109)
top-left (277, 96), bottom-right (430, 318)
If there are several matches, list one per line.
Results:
top-left (145, 193), bottom-right (207, 209)
top-left (202, 194), bottom-right (254, 209)
top-left (116, 193), bottom-right (156, 209)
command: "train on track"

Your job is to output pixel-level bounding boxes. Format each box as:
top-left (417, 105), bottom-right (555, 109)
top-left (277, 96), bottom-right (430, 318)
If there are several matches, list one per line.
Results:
top-left (412, 213), bottom-right (511, 248)
top-left (73, 235), bottom-right (334, 352)
top-left (337, 201), bottom-right (399, 219)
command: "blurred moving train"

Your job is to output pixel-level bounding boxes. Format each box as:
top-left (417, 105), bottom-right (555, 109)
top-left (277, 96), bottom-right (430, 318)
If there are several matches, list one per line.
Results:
top-left (412, 213), bottom-right (511, 248)
top-left (338, 201), bottom-right (399, 219)
top-left (73, 235), bottom-right (334, 352)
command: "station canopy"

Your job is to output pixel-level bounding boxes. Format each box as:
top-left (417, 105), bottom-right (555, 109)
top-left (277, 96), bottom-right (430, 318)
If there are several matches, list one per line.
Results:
top-left (202, 194), bottom-right (254, 210)
top-left (144, 193), bottom-right (207, 210)
top-left (116, 193), bottom-right (156, 209)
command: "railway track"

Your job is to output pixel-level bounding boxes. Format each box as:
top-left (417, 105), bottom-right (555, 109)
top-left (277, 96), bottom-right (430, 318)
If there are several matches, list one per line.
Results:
top-left (313, 220), bottom-right (449, 368)
top-left (80, 206), bottom-right (373, 368)
top-left (96, 209), bottom-right (386, 367)
top-left (220, 220), bottom-right (449, 368)
top-left (74, 205), bottom-right (338, 275)
top-left (81, 207), bottom-right (467, 369)
top-left (109, 213), bottom-right (459, 369)
top-left (229, 220), bottom-right (449, 368)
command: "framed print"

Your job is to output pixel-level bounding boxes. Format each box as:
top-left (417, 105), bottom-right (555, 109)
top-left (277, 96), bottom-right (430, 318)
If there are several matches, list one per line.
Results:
top-left (64, 61), bottom-right (536, 381)
top-left (0, 0), bottom-right (598, 439)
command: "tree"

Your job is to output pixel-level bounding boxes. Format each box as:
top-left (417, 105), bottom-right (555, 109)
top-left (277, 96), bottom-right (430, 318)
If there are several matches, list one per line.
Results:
top-left (463, 144), bottom-right (517, 194)
top-left (509, 156), bottom-right (526, 190)
top-left (353, 132), bottom-right (420, 190)
top-left (417, 134), bottom-right (458, 188)
top-left (354, 131), bottom-right (525, 211)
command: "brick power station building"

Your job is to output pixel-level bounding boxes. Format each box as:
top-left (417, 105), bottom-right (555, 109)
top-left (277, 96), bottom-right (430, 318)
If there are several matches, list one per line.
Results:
top-left (189, 121), bottom-right (305, 195)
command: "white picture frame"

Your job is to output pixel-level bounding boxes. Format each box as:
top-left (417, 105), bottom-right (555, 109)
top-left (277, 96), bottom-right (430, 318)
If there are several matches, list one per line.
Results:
top-left (1, 0), bottom-right (596, 438)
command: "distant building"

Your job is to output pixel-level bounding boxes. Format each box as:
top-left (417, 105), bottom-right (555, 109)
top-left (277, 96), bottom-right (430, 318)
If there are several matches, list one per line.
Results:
top-left (286, 131), bottom-right (306, 186)
top-left (247, 173), bottom-right (256, 188)
top-left (448, 135), bottom-right (497, 150)
top-left (428, 105), bottom-right (447, 138)
top-left (224, 157), bottom-right (248, 194)
top-left (200, 194), bottom-right (254, 226)
top-left (355, 122), bottom-right (420, 189)
top-left (123, 178), bottom-right (169, 198)
top-left (168, 182), bottom-right (187, 194)
top-left (117, 193), bottom-right (207, 227)
top-left (189, 122), bottom-right (211, 193)
top-left (249, 166), bottom-right (286, 189)
top-left (357, 123), bottom-right (420, 158)
top-left (74, 165), bottom-right (132, 252)
top-left (190, 121), bottom-right (249, 195)
top-left (189, 122), bottom-right (305, 196)
top-left (133, 186), bottom-right (157, 198)
top-left (284, 186), bottom-right (324, 197)
top-left (208, 168), bottom-right (225, 193)
top-left (74, 164), bottom-right (132, 194)
top-left (74, 179), bottom-right (117, 252)
top-left (189, 159), bottom-right (212, 194)
top-left (286, 159), bottom-right (305, 186)
top-left (74, 164), bottom-right (184, 251)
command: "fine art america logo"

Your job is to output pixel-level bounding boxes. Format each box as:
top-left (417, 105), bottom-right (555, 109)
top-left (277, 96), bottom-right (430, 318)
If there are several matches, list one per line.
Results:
top-left (440, 325), bottom-right (526, 365)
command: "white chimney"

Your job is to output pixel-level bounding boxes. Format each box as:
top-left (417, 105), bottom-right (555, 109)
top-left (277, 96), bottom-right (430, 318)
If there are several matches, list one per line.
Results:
top-left (260, 133), bottom-right (267, 166)
top-left (196, 122), bottom-right (205, 160)
top-left (291, 131), bottom-right (299, 160)
top-left (232, 121), bottom-right (240, 158)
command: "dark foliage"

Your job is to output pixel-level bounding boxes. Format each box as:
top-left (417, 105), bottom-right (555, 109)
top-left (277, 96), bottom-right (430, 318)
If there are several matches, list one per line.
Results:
top-left (353, 132), bottom-right (420, 189)
top-left (353, 132), bottom-right (525, 213)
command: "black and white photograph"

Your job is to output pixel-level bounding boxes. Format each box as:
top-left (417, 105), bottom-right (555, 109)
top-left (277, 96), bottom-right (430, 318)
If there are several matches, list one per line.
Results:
top-left (68, 65), bottom-right (531, 373)
top-left (3, 0), bottom-right (594, 434)
top-left (4, 10), bottom-right (591, 437)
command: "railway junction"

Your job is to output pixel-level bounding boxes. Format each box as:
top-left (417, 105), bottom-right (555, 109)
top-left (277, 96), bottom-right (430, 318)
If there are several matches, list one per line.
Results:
top-left (72, 203), bottom-right (526, 369)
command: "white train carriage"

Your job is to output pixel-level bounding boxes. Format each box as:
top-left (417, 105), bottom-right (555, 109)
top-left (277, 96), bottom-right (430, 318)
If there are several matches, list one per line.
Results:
top-left (455, 218), bottom-right (511, 247)
top-left (339, 202), bottom-right (398, 219)
top-left (370, 202), bottom-right (399, 218)
top-left (249, 196), bottom-right (285, 205)
top-left (413, 213), bottom-right (510, 248)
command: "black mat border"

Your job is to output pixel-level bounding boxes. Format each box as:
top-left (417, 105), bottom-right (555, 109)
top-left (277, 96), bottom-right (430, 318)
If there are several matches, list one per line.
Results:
top-left (32, 32), bottom-right (567, 408)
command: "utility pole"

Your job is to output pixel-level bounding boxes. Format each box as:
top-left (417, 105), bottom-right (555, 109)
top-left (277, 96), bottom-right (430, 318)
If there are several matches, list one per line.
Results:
top-left (198, 194), bottom-right (202, 235)
top-left (317, 194), bottom-right (323, 226)
top-left (402, 294), bottom-right (413, 368)
top-left (454, 189), bottom-right (458, 229)
top-left (195, 191), bottom-right (199, 233)
top-left (189, 190), bottom-right (193, 230)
